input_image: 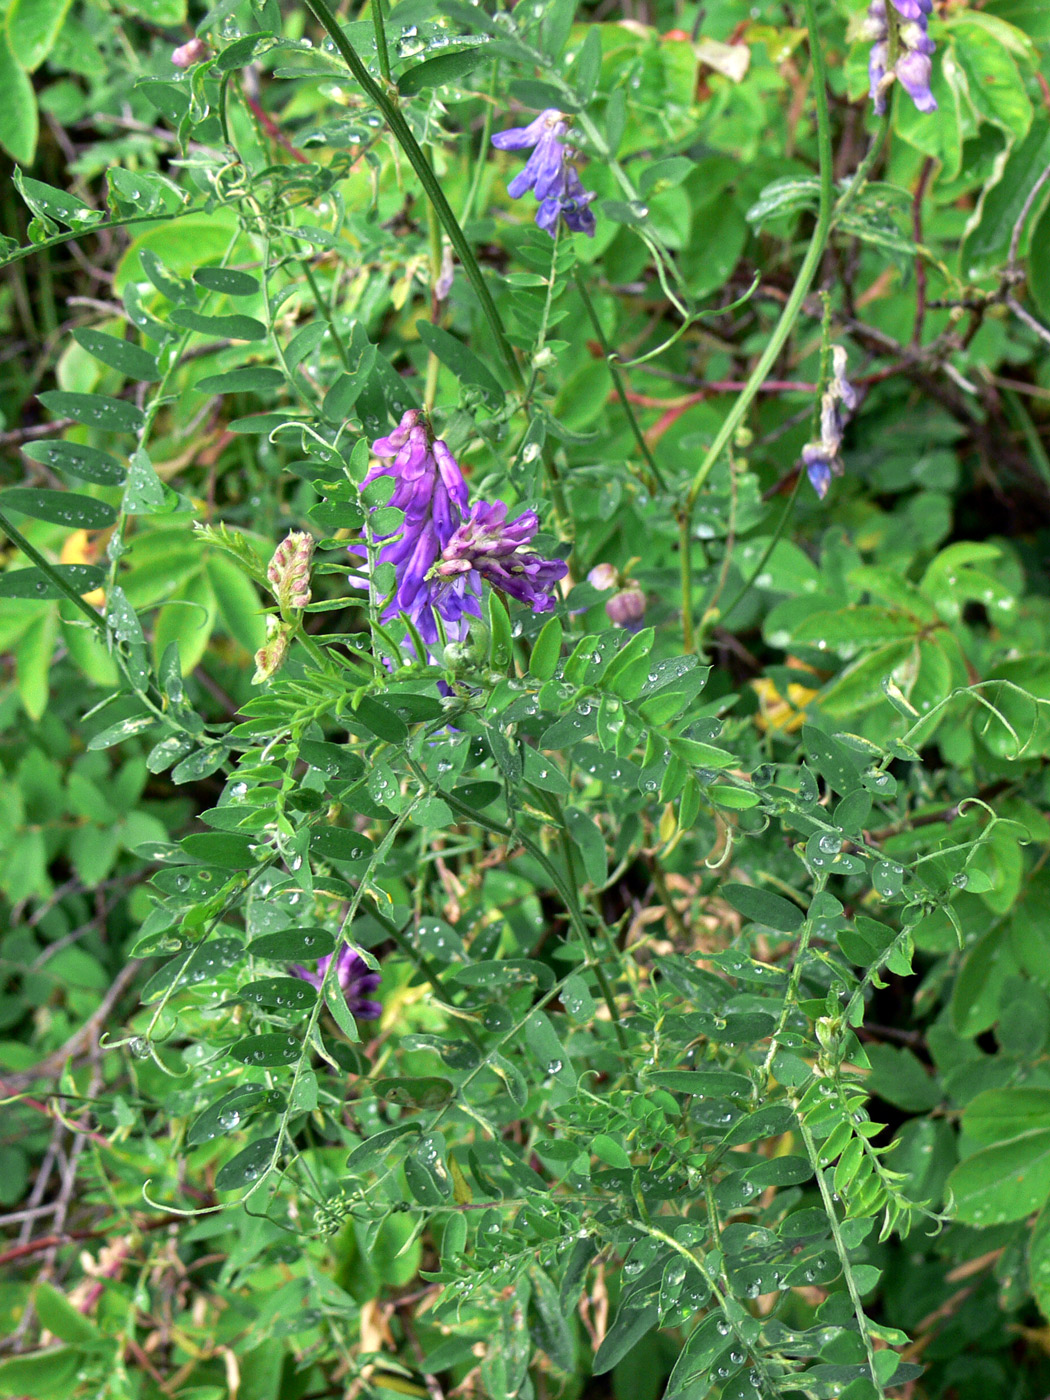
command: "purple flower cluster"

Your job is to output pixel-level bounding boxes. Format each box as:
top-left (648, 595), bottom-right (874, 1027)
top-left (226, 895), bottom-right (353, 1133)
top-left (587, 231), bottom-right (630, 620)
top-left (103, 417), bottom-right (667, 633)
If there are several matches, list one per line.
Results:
top-left (434, 502), bottom-right (568, 614)
top-left (492, 110), bottom-right (597, 238)
top-left (358, 410), bottom-right (566, 648)
top-left (291, 944), bottom-right (382, 1021)
top-left (863, 0), bottom-right (937, 115)
top-left (801, 346), bottom-right (859, 500)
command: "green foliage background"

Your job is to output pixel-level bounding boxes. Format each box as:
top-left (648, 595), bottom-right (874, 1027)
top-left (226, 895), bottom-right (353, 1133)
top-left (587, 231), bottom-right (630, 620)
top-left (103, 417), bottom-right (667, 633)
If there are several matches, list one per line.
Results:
top-left (2, 0), bottom-right (1050, 1398)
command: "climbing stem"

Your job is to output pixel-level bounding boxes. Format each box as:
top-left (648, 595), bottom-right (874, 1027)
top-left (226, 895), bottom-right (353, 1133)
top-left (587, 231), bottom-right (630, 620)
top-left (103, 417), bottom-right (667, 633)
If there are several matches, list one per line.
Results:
top-left (682, 0), bottom-right (835, 526)
top-left (299, 0), bottom-right (522, 389)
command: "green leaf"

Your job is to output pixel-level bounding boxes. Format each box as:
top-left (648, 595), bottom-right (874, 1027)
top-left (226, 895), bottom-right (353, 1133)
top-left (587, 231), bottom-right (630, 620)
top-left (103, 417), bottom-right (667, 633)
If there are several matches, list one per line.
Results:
top-left (14, 170), bottom-right (99, 229)
top-left (1030, 1196), bottom-right (1050, 1321)
top-left (32, 1282), bottom-right (98, 1342)
top-left (487, 590), bottom-right (513, 670)
top-left (227, 1033), bottom-right (302, 1067)
top-left (349, 694), bottom-right (409, 743)
top-left (192, 265), bottom-right (261, 296)
top-left (723, 883), bottom-right (805, 933)
top-left (528, 615), bottom-right (562, 681)
top-left (0, 1348), bottom-right (80, 1398)
top-left (215, 1136), bottom-right (278, 1191)
top-left (948, 1130), bottom-right (1050, 1224)
top-left (415, 321), bottom-right (507, 400)
top-left (22, 439), bottom-right (127, 485)
top-left (187, 1085), bottom-right (280, 1147)
top-left (0, 563), bottom-right (103, 599)
top-left (398, 44), bottom-right (488, 94)
top-left (565, 807), bottom-right (606, 887)
top-left (949, 14), bottom-right (1033, 140)
top-left (247, 928), bottom-right (336, 960)
top-left (239, 976), bottom-right (318, 1013)
top-left (6, 0), bottom-right (72, 71)
top-left (38, 390), bottom-right (145, 433)
top-left (746, 175), bottom-right (820, 227)
top-left (195, 366), bottom-right (285, 394)
top-left (0, 34), bottom-right (37, 165)
top-left (124, 448), bottom-right (170, 514)
top-left (180, 831), bottom-right (256, 868)
top-left (964, 119), bottom-right (1050, 268)
top-left (962, 1087), bottom-right (1050, 1144)
top-left (72, 328), bottom-right (160, 381)
top-left (0, 488), bottom-right (117, 530)
top-left (592, 1301), bottom-right (659, 1375)
top-left (310, 826), bottom-right (375, 865)
top-left (169, 308), bottom-right (268, 341)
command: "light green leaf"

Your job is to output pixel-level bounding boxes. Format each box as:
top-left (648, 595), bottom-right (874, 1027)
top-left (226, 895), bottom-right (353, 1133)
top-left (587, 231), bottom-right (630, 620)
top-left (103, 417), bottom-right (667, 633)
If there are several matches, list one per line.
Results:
top-left (6, 0), bottom-right (72, 71)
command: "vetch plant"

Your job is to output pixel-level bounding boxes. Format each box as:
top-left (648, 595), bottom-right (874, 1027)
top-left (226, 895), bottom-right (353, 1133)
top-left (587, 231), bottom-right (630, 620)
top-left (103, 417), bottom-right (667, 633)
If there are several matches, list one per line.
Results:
top-left (1, 0), bottom-right (1050, 1397)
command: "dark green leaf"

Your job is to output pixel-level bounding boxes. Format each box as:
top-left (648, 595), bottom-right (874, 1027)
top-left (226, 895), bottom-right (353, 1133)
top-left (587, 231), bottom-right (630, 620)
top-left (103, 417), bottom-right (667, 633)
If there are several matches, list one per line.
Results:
top-left (72, 328), bottom-right (160, 381)
top-left (22, 439), bottom-right (126, 485)
top-left (227, 1033), bottom-right (302, 1066)
top-left (215, 1136), bottom-right (278, 1190)
top-left (169, 308), bottom-right (268, 341)
top-left (247, 928), bottom-right (336, 960)
top-left (415, 321), bottom-right (507, 399)
top-left (0, 487), bottom-right (117, 530)
top-left (38, 390), bottom-right (145, 433)
top-left (723, 883), bottom-right (805, 933)
top-left (193, 266), bottom-right (261, 296)
top-left (398, 44), bottom-right (488, 95)
top-left (0, 564), bottom-right (103, 599)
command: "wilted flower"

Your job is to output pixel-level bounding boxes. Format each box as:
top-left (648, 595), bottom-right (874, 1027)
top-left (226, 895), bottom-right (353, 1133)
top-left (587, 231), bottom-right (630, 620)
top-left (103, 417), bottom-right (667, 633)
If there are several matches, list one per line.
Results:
top-left (267, 531), bottom-right (314, 612)
top-left (863, 0), bottom-right (936, 115)
top-left (291, 944), bottom-right (382, 1021)
top-left (606, 586), bottom-right (647, 629)
top-left (359, 410), bottom-right (477, 645)
top-left (492, 109), bottom-right (597, 238)
top-left (433, 500), bottom-right (568, 613)
top-left (802, 346), bottom-right (858, 499)
top-left (172, 37), bottom-right (209, 68)
top-left (253, 615), bottom-right (291, 684)
top-left (435, 245), bottom-right (455, 302)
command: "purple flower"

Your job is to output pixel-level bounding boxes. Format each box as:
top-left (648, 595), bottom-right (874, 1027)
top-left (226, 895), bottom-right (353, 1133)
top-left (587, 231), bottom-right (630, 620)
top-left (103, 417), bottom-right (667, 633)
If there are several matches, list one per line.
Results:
top-left (291, 943), bottom-right (382, 1021)
top-left (433, 500), bottom-right (568, 613)
top-left (801, 346), bottom-right (857, 499)
top-left (492, 109), bottom-right (597, 239)
top-left (802, 445), bottom-right (835, 501)
top-left (864, 0), bottom-right (936, 114)
top-left (359, 410), bottom-right (480, 645)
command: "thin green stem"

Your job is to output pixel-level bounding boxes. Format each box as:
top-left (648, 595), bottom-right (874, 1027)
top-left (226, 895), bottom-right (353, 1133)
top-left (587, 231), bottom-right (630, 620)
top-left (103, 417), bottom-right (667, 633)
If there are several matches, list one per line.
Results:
top-left (678, 508), bottom-right (694, 652)
top-left (460, 68), bottom-right (498, 226)
top-left (796, 1114), bottom-right (885, 1397)
top-left (370, 0), bottom-right (391, 82)
top-left (683, 0), bottom-right (834, 519)
top-left (572, 267), bottom-right (666, 493)
top-left (299, 0), bottom-right (522, 390)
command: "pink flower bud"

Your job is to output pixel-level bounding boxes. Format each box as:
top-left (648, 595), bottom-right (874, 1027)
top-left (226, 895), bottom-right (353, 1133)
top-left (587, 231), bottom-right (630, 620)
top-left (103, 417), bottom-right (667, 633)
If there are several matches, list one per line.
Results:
top-left (172, 37), bottom-right (209, 68)
top-left (253, 616), bottom-right (291, 683)
top-left (606, 586), bottom-right (646, 628)
top-left (587, 563), bottom-right (618, 592)
top-left (267, 531), bottom-right (314, 612)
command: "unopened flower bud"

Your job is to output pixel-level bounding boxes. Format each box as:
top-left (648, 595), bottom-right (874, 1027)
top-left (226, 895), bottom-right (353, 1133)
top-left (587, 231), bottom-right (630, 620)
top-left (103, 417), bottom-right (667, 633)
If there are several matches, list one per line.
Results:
top-left (587, 563), bottom-right (618, 592)
top-left (267, 531), bottom-right (314, 612)
top-left (606, 586), bottom-right (646, 628)
top-left (172, 37), bottom-right (209, 68)
top-left (253, 616), bottom-right (291, 683)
